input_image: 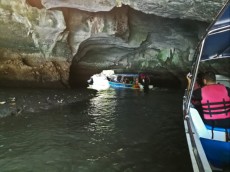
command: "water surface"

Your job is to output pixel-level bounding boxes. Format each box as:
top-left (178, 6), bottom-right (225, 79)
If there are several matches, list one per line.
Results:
top-left (0, 88), bottom-right (192, 172)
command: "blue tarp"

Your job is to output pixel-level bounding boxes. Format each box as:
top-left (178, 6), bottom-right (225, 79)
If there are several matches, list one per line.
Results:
top-left (200, 2), bottom-right (230, 61)
top-left (210, 2), bottom-right (230, 31)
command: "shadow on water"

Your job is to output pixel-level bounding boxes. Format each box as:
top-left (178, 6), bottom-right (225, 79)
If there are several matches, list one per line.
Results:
top-left (0, 88), bottom-right (193, 172)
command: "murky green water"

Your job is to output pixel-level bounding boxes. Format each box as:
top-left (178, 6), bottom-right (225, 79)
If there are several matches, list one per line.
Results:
top-left (0, 88), bottom-right (192, 172)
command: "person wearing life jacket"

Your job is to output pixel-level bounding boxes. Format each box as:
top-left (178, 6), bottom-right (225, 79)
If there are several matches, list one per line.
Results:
top-left (186, 72), bottom-right (204, 91)
top-left (186, 72), bottom-right (204, 116)
top-left (191, 71), bottom-right (230, 129)
top-left (140, 74), bottom-right (150, 93)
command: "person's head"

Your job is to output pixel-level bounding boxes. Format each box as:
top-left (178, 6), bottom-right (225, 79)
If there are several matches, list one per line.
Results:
top-left (196, 72), bottom-right (204, 87)
top-left (203, 71), bottom-right (216, 85)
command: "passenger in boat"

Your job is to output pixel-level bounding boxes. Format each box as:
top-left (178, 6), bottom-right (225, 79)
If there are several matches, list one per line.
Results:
top-left (186, 72), bottom-right (204, 90)
top-left (187, 72), bottom-right (204, 115)
top-left (142, 75), bottom-right (150, 93)
top-left (117, 76), bottom-right (122, 83)
top-left (133, 78), bottom-right (140, 88)
top-left (135, 78), bottom-right (139, 85)
top-left (195, 72), bottom-right (204, 89)
top-left (189, 71), bottom-right (230, 130)
top-left (123, 77), bottom-right (130, 84)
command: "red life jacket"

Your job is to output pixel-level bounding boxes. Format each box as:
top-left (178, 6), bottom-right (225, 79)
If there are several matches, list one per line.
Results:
top-left (201, 84), bottom-right (230, 120)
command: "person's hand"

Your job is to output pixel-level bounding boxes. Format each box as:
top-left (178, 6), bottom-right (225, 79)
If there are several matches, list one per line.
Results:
top-left (186, 72), bottom-right (192, 81)
top-left (186, 72), bottom-right (192, 90)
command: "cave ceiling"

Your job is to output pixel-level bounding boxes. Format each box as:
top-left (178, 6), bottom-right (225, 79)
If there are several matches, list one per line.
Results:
top-left (0, 0), bottom-right (228, 88)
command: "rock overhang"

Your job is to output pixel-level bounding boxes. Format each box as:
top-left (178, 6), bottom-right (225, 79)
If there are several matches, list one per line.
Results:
top-left (0, 0), bottom-right (227, 88)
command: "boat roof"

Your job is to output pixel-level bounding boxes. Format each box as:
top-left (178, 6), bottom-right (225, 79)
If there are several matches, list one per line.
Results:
top-left (210, 2), bottom-right (230, 31)
top-left (113, 74), bottom-right (139, 77)
top-left (200, 1), bottom-right (230, 61)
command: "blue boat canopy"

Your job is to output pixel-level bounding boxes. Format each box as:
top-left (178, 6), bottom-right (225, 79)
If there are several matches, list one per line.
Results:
top-left (210, 3), bottom-right (230, 31)
top-left (113, 74), bottom-right (139, 77)
top-left (200, 2), bottom-right (230, 61)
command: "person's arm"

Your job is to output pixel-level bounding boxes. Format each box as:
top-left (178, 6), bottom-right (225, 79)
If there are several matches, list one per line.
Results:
top-left (226, 86), bottom-right (230, 97)
top-left (191, 88), bottom-right (202, 105)
top-left (192, 88), bottom-right (202, 100)
top-left (186, 73), bottom-right (192, 90)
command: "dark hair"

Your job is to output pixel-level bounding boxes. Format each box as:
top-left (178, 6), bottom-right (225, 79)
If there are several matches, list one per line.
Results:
top-left (203, 71), bottom-right (216, 82)
top-left (197, 72), bottom-right (204, 87)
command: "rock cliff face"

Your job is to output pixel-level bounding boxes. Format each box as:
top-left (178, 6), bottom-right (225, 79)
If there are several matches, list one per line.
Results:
top-left (0, 0), bottom-right (227, 88)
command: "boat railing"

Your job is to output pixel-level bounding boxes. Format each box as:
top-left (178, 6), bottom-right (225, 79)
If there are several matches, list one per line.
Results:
top-left (183, 93), bottom-right (212, 172)
top-left (184, 117), bottom-right (206, 172)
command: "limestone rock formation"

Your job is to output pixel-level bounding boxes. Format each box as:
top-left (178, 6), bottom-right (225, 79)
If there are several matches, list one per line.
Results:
top-left (0, 0), bottom-right (227, 88)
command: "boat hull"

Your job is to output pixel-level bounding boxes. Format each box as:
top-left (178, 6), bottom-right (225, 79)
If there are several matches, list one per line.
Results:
top-left (184, 105), bottom-right (230, 171)
top-left (201, 135), bottom-right (230, 168)
top-left (109, 81), bottom-right (141, 89)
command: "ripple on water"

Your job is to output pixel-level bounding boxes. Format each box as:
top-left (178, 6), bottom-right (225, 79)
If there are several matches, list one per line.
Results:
top-left (0, 89), bottom-right (193, 172)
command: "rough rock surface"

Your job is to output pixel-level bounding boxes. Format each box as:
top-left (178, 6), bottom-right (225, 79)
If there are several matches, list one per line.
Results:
top-left (0, 0), bottom-right (227, 88)
top-left (41, 0), bottom-right (223, 22)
